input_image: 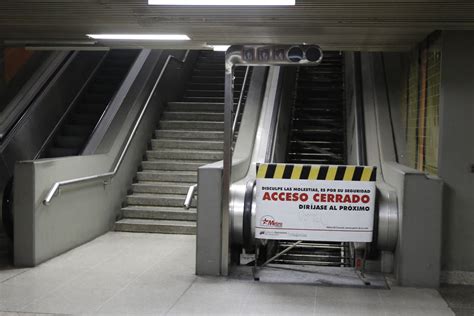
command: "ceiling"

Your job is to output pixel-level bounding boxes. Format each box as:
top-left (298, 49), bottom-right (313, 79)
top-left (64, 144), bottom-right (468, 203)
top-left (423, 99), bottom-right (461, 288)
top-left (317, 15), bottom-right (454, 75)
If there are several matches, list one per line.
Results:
top-left (1, 0), bottom-right (474, 51)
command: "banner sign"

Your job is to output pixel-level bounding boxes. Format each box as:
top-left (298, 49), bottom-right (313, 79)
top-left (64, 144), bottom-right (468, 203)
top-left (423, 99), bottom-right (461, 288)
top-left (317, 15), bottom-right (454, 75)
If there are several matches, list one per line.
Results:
top-left (255, 164), bottom-right (377, 242)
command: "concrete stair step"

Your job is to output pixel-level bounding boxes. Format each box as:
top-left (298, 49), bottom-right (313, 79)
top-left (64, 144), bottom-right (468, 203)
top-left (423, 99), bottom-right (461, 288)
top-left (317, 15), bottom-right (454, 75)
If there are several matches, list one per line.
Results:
top-left (167, 102), bottom-right (223, 112)
top-left (187, 82), bottom-right (238, 90)
top-left (159, 120), bottom-right (223, 131)
top-left (137, 170), bottom-right (197, 182)
top-left (126, 193), bottom-right (195, 207)
top-left (184, 90), bottom-right (224, 97)
top-left (151, 139), bottom-right (223, 150)
top-left (141, 159), bottom-right (211, 171)
top-left (182, 96), bottom-right (237, 103)
top-left (132, 181), bottom-right (191, 194)
top-left (155, 130), bottom-right (223, 140)
top-left (162, 111), bottom-right (223, 122)
top-left (122, 205), bottom-right (196, 221)
top-left (115, 218), bottom-right (196, 234)
top-left (146, 149), bottom-right (223, 161)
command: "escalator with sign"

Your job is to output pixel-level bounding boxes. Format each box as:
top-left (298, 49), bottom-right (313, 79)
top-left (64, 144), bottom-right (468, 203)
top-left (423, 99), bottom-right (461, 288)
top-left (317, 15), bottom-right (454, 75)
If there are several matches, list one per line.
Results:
top-left (273, 52), bottom-right (353, 267)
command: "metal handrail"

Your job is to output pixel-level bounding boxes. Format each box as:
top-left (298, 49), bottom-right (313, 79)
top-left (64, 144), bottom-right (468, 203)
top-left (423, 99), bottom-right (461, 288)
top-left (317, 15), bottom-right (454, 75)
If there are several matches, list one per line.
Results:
top-left (43, 50), bottom-right (190, 205)
top-left (183, 184), bottom-right (197, 209)
top-left (232, 66), bottom-right (250, 134)
top-left (183, 66), bottom-right (250, 209)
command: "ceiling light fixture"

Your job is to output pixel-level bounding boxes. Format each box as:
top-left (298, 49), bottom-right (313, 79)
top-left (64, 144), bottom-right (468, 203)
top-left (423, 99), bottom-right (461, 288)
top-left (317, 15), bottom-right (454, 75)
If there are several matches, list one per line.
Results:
top-left (86, 34), bottom-right (191, 40)
top-left (211, 45), bottom-right (231, 51)
top-left (149, 0), bottom-right (294, 5)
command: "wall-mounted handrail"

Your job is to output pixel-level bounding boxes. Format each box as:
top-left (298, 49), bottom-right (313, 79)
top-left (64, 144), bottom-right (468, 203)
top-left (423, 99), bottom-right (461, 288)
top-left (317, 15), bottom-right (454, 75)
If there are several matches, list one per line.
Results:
top-left (231, 66), bottom-right (250, 135)
top-left (43, 50), bottom-right (190, 205)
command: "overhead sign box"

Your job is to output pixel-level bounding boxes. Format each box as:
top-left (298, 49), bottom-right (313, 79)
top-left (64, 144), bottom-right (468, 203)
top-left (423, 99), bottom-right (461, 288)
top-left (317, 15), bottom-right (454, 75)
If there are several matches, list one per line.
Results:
top-left (255, 163), bottom-right (377, 242)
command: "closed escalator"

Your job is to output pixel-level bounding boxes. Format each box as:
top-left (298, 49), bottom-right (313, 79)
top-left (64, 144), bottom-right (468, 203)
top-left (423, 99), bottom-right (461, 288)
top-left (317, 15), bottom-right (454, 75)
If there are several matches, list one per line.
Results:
top-left (272, 52), bottom-right (352, 267)
top-left (40, 50), bottom-right (139, 158)
top-left (1, 49), bottom-right (140, 248)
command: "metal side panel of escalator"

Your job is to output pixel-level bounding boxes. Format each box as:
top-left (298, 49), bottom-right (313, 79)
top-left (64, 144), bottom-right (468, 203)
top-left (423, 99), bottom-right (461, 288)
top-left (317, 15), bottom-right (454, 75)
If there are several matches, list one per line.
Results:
top-left (1, 49), bottom-right (154, 266)
top-left (11, 50), bottom-right (198, 267)
top-left (39, 49), bottom-right (140, 158)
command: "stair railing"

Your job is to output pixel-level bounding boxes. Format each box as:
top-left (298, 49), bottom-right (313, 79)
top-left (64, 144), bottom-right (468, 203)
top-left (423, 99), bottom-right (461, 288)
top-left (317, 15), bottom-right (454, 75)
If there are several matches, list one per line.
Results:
top-left (183, 65), bottom-right (250, 209)
top-left (232, 66), bottom-right (250, 135)
top-left (43, 50), bottom-right (190, 206)
top-left (183, 184), bottom-right (197, 209)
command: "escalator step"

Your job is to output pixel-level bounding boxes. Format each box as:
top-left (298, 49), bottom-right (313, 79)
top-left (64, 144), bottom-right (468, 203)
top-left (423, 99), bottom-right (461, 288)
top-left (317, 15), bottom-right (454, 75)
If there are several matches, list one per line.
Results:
top-left (77, 103), bottom-right (107, 114)
top-left (55, 135), bottom-right (87, 148)
top-left (62, 124), bottom-right (94, 136)
top-left (47, 147), bottom-right (79, 158)
top-left (70, 113), bottom-right (100, 125)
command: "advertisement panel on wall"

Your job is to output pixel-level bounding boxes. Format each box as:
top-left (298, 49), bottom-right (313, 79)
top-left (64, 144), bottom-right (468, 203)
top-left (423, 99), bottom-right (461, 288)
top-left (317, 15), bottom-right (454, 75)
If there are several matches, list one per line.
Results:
top-left (255, 163), bottom-right (377, 242)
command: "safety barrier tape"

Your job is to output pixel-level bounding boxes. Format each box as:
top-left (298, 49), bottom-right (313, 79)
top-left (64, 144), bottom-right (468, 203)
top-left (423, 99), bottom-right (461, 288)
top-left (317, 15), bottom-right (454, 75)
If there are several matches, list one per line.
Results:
top-left (256, 163), bottom-right (376, 182)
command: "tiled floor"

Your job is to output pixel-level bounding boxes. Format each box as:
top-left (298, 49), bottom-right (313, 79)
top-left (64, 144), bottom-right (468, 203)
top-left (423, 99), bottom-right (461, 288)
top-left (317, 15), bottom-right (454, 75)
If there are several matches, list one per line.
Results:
top-left (0, 232), bottom-right (455, 315)
top-left (440, 285), bottom-right (474, 316)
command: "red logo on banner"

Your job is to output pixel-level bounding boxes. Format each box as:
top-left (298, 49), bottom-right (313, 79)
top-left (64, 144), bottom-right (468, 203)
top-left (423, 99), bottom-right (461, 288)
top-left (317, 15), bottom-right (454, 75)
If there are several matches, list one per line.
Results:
top-left (260, 216), bottom-right (283, 227)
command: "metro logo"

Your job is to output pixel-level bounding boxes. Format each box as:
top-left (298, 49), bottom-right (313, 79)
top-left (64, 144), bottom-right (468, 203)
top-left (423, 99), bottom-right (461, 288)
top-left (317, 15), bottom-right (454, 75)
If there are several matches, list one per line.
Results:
top-left (260, 216), bottom-right (283, 228)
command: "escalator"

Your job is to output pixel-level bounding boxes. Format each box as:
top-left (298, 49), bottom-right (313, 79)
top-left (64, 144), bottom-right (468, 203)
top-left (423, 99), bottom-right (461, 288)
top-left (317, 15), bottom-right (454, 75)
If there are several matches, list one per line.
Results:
top-left (40, 50), bottom-right (139, 158)
top-left (1, 49), bottom-right (140, 246)
top-left (268, 52), bottom-right (353, 268)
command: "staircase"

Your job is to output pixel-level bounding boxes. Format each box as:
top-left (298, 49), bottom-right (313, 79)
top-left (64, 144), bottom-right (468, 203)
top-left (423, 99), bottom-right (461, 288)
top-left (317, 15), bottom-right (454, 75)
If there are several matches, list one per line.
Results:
top-left (42, 50), bottom-right (139, 158)
top-left (115, 51), bottom-right (249, 234)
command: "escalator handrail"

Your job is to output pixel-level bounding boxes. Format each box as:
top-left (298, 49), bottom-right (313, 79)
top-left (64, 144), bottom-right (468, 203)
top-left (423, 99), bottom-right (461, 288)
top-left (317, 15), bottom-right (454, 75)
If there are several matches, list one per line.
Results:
top-left (0, 51), bottom-right (72, 140)
top-left (43, 50), bottom-right (190, 206)
top-left (81, 50), bottom-right (146, 155)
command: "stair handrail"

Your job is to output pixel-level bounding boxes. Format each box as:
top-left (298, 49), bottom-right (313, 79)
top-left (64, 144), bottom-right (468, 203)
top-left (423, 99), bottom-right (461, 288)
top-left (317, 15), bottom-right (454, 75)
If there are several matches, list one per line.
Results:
top-left (43, 50), bottom-right (190, 206)
top-left (183, 184), bottom-right (197, 209)
top-left (183, 66), bottom-right (250, 209)
top-left (232, 66), bottom-right (250, 135)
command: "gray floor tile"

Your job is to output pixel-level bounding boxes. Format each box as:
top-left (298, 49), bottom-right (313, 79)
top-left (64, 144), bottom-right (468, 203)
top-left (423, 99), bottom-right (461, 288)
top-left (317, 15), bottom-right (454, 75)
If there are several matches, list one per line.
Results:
top-left (0, 268), bottom-right (29, 283)
top-left (440, 285), bottom-right (474, 309)
top-left (379, 286), bottom-right (450, 309)
top-left (314, 299), bottom-right (386, 316)
top-left (0, 232), bottom-right (456, 316)
top-left (316, 285), bottom-right (382, 304)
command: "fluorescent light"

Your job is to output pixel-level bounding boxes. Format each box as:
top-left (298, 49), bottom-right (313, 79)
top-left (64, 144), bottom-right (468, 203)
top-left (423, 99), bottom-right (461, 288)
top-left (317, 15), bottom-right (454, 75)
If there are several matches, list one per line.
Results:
top-left (212, 45), bottom-right (230, 51)
top-left (86, 34), bottom-right (190, 41)
top-left (149, 0), bottom-right (294, 5)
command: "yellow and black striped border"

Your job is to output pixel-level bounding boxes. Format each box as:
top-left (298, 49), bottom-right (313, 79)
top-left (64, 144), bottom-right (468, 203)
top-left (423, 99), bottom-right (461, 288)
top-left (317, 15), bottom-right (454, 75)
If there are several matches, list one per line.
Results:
top-left (256, 163), bottom-right (376, 182)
